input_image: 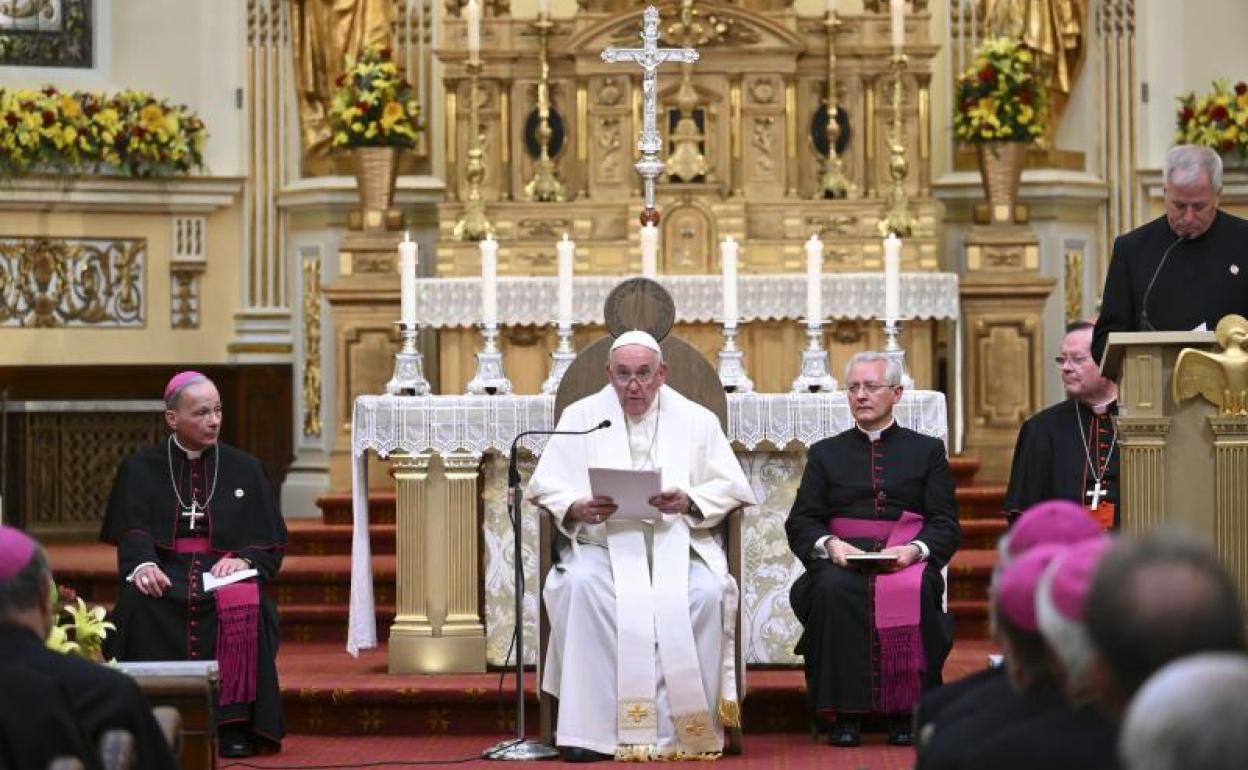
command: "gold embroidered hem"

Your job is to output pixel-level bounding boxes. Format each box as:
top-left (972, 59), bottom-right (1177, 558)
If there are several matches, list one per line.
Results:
top-left (718, 698), bottom-right (741, 728)
top-left (617, 697), bottom-right (658, 733)
top-left (672, 710), bottom-right (721, 755)
top-left (614, 745), bottom-right (723, 762)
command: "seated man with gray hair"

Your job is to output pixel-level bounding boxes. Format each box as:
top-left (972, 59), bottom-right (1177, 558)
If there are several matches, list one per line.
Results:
top-left (787, 351), bottom-right (960, 747)
top-left (1120, 652), bottom-right (1248, 770)
top-left (1093, 143), bottom-right (1248, 362)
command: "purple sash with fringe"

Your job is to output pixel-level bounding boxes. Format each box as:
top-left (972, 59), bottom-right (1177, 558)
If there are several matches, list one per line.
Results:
top-left (829, 511), bottom-right (926, 713)
top-left (215, 581), bottom-right (259, 705)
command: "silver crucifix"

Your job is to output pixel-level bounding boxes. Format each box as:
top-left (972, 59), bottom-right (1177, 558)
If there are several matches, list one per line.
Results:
top-left (1085, 480), bottom-right (1106, 510)
top-left (182, 499), bottom-right (205, 531)
top-left (601, 5), bottom-right (698, 222)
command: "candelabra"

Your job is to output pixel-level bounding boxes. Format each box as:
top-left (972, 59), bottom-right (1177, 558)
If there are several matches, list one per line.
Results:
top-left (466, 322), bottom-right (512, 394)
top-left (878, 52), bottom-right (916, 237)
top-left (791, 321), bottom-right (838, 393)
top-left (385, 322), bottom-right (432, 396)
top-left (454, 59), bottom-right (494, 241)
top-left (882, 318), bottom-right (915, 389)
top-left (522, 12), bottom-right (566, 202)
top-left (540, 322), bottom-right (577, 394)
top-left (717, 321), bottom-right (754, 393)
top-left (819, 10), bottom-right (855, 199)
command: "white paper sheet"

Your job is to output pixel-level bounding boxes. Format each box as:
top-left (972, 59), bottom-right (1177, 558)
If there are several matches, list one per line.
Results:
top-left (588, 467), bottom-right (662, 521)
top-left (203, 568), bottom-right (258, 593)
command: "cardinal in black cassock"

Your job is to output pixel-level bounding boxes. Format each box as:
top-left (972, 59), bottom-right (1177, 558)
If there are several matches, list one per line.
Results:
top-left (1092, 145), bottom-right (1248, 364)
top-left (100, 372), bottom-right (287, 758)
top-left (786, 354), bottom-right (959, 747)
top-left (0, 526), bottom-right (179, 770)
top-left (1005, 322), bottom-right (1120, 528)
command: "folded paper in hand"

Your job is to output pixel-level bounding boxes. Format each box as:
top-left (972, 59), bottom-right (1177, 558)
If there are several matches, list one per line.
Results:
top-left (203, 568), bottom-right (258, 593)
top-left (588, 467), bottom-right (662, 521)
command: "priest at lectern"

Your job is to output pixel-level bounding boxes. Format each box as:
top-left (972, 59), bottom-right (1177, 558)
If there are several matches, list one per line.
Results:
top-left (1092, 144), bottom-right (1248, 364)
top-left (527, 331), bottom-right (756, 762)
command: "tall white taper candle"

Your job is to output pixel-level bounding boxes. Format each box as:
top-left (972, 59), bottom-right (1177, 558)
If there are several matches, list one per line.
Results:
top-left (640, 223), bottom-right (659, 278)
top-left (465, 0), bottom-right (481, 61)
top-left (721, 237), bottom-right (739, 323)
top-left (890, 0), bottom-right (905, 51)
top-left (883, 232), bottom-right (901, 322)
top-left (480, 234), bottom-right (498, 326)
top-left (805, 234), bottom-right (823, 323)
top-left (399, 232), bottom-right (418, 326)
top-left (556, 233), bottom-right (575, 324)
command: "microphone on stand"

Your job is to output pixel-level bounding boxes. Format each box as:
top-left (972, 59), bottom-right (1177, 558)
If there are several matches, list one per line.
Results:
top-left (485, 416), bottom-right (612, 761)
top-left (1139, 235), bottom-right (1186, 331)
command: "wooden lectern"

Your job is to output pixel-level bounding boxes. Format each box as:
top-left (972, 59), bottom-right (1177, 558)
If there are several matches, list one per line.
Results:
top-left (1101, 330), bottom-right (1248, 607)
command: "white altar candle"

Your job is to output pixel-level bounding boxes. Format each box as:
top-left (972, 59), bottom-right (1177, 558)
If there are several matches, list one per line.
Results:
top-left (465, 0), bottom-right (481, 61)
top-left (826, 0), bottom-right (837, 15)
top-left (883, 232), bottom-right (902, 322)
top-left (640, 223), bottom-right (659, 278)
top-left (805, 234), bottom-right (823, 323)
top-left (556, 233), bottom-right (575, 324)
top-left (538, 0), bottom-right (550, 17)
top-left (891, 0), bottom-right (905, 51)
top-left (399, 231), bottom-right (418, 326)
top-left (480, 234), bottom-right (498, 326)
top-left (721, 237), bottom-right (739, 323)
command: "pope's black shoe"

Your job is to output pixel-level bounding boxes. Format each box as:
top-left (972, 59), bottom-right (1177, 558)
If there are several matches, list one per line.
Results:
top-left (887, 715), bottom-right (914, 747)
top-left (559, 746), bottom-right (612, 763)
top-left (830, 716), bottom-right (861, 747)
top-left (219, 724), bottom-right (256, 758)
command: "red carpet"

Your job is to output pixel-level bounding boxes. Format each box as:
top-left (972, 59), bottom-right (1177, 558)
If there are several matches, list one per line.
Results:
top-left (221, 733), bottom-right (917, 770)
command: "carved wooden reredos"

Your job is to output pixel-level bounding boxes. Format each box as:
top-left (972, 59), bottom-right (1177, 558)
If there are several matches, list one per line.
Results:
top-left (436, 0), bottom-right (940, 277)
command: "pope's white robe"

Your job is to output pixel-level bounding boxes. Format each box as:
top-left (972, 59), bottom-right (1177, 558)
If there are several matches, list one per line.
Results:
top-left (527, 385), bottom-right (756, 758)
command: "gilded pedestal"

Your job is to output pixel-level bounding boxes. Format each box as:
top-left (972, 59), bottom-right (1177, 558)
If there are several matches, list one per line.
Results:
top-left (1115, 417), bottom-right (1171, 535)
top-left (1209, 416), bottom-right (1248, 610)
top-left (387, 451), bottom-right (435, 669)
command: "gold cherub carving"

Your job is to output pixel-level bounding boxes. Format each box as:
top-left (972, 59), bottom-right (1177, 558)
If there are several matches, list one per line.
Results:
top-left (1173, 314), bottom-right (1248, 416)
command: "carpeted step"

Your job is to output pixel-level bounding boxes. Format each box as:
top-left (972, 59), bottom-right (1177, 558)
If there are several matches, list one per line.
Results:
top-left (960, 518), bottom-right (1008, 550)
top-left (318, 493), bottom-right (395, 526)
top-left (956, 485), bottom-right (1007, 519)
top-left (950, 599), bottom-right (991, 640)
top-left (948, 455), bottom-right (980, 487)
top-left (285, 520), bottom-right (397, 557)
top-left (281, 604), bottom-right (396, 645)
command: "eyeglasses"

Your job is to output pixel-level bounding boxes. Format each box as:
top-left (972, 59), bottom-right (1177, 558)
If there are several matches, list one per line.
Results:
top-left (846, 382), bottom-right (891, 395)
top-left (1054, 354), bottom-right (1091, 366)
top-left (611, 368), bottom-right (657, 386)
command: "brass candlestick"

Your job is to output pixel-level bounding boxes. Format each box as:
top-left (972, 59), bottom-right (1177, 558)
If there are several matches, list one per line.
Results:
top-left (878, 53), bottom-right (916, 237)
top-left (522, 13), bottom-right (566, 202)
top-left (820, 10), bottom-right (855, 199)
top-left (454, 58), bottom-right (494, 241)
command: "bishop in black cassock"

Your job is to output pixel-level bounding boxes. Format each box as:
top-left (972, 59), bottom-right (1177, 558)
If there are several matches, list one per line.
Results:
top-left (1005, 322), bottom-right (1119, 527)
top-left (100, 372), bottom-right (287, 758)
top-left (1092, 145), bottom-right (1248, 364)
top-left (787, 353), bottom-right (959, 746)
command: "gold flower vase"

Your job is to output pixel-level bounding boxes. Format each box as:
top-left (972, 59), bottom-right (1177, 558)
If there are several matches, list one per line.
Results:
top-left (976, 142), bottom-right (1028, 225)
top-left (351, 146), bottom-right (401, 230)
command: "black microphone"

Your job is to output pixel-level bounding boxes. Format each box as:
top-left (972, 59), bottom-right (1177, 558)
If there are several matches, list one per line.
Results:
top-left (1139, 235), bottom-right (1186, 331)
top-left (506, 420), bottom-right (612, 487)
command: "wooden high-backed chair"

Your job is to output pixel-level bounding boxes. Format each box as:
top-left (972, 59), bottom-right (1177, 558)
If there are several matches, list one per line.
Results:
top-left (535, 279), bottom-right (746, 754)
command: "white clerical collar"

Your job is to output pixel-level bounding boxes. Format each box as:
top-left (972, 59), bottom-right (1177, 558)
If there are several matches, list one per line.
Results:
top-left (855, 417), bottom-right (896, 442)
top-left (1083, 396), bottom-right (1117, 416)
top-left (172, 435), bottom-right (204, 460)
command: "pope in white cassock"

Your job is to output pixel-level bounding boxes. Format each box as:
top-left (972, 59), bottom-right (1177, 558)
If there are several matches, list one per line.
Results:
top-left (527, 330), bottom-right (757, 762)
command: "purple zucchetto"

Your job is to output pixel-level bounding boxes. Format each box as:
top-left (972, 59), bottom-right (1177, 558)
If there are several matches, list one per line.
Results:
top-left (1006, 499), bottom-right (1103, 561)
top-left (1043, 536), bottom-right (1113, 622)
top-left (0, 525), bottom-right (37, 581)
top-left (997, 543), bottom-right (1067, 633)
top-left (163, 370), bottom-right (207, 404)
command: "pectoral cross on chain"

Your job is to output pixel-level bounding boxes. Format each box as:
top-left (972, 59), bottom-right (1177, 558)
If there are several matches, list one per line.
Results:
top-left (601, 6), bottom-right (698, 220)
top-left (1086, 480), bottom-right (1106, 510)
top-left (182, 499), bottom-right (205, 531)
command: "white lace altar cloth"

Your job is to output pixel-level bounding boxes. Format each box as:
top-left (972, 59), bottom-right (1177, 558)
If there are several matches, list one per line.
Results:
top-left (410, 273), bottom-right (958, 328)
top-left (348, 391), bottom-right (948, 663)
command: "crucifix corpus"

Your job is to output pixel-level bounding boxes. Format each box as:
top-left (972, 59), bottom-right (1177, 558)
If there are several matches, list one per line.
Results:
top-left (601, 5), bottom-right (698, 226)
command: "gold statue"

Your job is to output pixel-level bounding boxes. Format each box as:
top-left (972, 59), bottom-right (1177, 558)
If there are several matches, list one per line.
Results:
top-left (980, 0), bottom-right (1085, 145)
top-left (289, 0), bottom-right (395, 176)
top-left (1173, 314), bottom-right (1248, 416)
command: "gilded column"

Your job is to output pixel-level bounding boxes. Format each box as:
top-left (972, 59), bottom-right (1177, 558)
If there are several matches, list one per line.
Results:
top-left (387, 451), bottom-right (434, 674)
top-left (1115, 417), bottom-right (1170, 535)
top-left (442, 451), bottom-right (487, 640)
top-left (1209, 416), bottom-right (1248, 610)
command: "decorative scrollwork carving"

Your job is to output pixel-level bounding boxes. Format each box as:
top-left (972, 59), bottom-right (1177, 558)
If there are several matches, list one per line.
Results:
top-left (0, 236), bottom-right (145, 327)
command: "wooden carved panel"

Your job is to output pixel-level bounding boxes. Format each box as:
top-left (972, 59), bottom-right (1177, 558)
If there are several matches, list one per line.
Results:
top-left (973, 320), bottom-right (1036, 426)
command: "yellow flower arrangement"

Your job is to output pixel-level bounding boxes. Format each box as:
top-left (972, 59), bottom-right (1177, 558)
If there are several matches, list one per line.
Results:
top-left (1176, 80), bottom-right (1248, 162)
top-left (45, 584), bottom-right (115, 663)
top-left (0, 86), bottom-right (205, 177)
top-left (953, 37), bottom-right (1047, 144)
top-left (330, 43), bottom-right (422, 150)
